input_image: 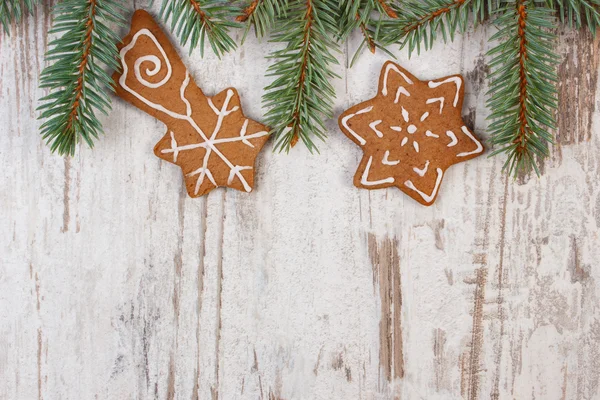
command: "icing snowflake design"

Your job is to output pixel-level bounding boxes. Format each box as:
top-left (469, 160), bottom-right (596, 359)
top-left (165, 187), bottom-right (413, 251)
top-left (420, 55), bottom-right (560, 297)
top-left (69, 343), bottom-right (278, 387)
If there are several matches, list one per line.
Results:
top-left (338, 61), bottom-right (484, 206)
top-left (115, 11), bottom-right (269, 197)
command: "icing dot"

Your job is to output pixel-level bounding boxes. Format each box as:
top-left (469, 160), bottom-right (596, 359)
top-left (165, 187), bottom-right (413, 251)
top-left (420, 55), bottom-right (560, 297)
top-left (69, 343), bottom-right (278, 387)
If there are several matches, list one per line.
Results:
top-left (407, 124), bottom-right (417, 134)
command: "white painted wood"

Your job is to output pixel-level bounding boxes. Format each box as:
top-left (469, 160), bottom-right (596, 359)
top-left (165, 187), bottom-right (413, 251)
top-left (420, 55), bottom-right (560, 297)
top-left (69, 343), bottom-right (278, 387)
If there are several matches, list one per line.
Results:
top-left (1, 2), bottom-right (599, 399)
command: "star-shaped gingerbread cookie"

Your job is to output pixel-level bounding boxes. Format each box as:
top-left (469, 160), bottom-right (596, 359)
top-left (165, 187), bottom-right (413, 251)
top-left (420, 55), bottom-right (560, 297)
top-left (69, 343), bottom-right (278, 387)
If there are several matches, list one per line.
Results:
top-left (114, 10), bottom-right (270, 197)
top-left (339, 61), bottom-right (484, 206)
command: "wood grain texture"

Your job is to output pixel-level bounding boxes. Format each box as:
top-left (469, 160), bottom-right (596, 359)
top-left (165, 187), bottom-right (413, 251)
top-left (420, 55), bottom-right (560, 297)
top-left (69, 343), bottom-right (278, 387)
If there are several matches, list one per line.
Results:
top-left (1, 3), bottom-right (599, 399)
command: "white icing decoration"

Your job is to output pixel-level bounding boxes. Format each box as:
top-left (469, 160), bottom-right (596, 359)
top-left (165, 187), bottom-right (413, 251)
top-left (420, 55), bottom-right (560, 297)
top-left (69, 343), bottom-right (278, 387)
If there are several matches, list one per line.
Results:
top-left (382, 63), bottom-right (414, 96)
top-left (382, 150), bottom-right (400, 166)
top-left (361, 156), bottom-right (394, 186)
top-left (426, 97), bottom-right (445, 113)
top-left (413, 141), bottom-right (419, 153)
top-left (428, 77), bottom-right (461, 107)
top-left (413, 160), bottom-right (430, 177)
top-left (390, 126), bottom-right (402, 132)
top-left (426, 130), bottom-right (439, 138)
top-left (420, 112), bottom-right (429, 122)
top-left (401, 137), bottom-right (408, 146)
top-left (169, 131), bottom-right (178, 162)
top-left (188, 167), bottom-right (217, 192)
top-left (369, 120), bottom-right (384, 138)
top-left (133, 55), bottom-right (169, 88)
top-left (228, 166), bottom-right (252, 185)
top-left (405, 168), bottom-right (444, 204)
top-left (394, 86), bottom-right (410, 103)
top-left (239, 119), bottom-right (255, 147)
top-left (161, 125), bottom-right (269, 156)
top-left (401, 107), bottom-right (409, 123)
top-left (356, 106), bottom-right (374, 115)
top-left (119, 29), bottom-right (181, 119)
top-left (407, 124), bottom-right (417, 134)
top-left (119, 32), bottom-right (268, 193)
top-left (180, 72), bottom-right (192, 117)
top-left (341, 106), bottom-right (373, 145)
top-left (446, 130), bottom-right (458, 147)
top-left (457, 126), bottom-right (484, 157)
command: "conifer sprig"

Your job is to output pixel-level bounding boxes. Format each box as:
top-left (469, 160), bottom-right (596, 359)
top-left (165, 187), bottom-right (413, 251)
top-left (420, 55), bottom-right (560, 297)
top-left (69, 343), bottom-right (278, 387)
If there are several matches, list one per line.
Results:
top-left (237, 0), bottom-right (286, 40)
top-left (38, 0), bottom-right (125, 156)
top-left (486, 0), bottom-right (558, 176)
top-left (263, 0), bottom-right (340, 152)
top-left (160, 0), bottom-right (240, 58)
top-left (546, 0), bottom-right (600, 31)
top-left (339, 0), bottom-right (372, 40)
top-left (0, 0), bottom-right (39, 34)
top-left (338, 0), bottom-right (397, 65)
top-left (378, 0), bottom-right (489, 55)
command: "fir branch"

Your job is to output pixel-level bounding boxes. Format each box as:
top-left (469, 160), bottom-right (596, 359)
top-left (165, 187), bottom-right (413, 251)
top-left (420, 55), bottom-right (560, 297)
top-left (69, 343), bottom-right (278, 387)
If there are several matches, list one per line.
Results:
top-left (339, 0), bottom-right (368, 39)
top-left (359, 13), bottom-right (377, 53)
top-left (378, 0), bottom-right (488, 55)
top-left (237, 0), bottom-right (287, 41)
top-left (38, 0), bottom-right (125, 156)
top-left (237, 0), bottom-right (260, 21)
top-left (486, 0), bottom-right (558, 176)
top-left (546, 0), bottom-right (600, 32)
top-left (338, 0), bottom-right (396, 66)
top-left (160, 0), bottom-right (240, 58)
top-left (263, 0), bottom-right (340, 151)
top-left (0, 0), bottom-right (40, 34)
top-left (376, 0), bottom-right (398, 18)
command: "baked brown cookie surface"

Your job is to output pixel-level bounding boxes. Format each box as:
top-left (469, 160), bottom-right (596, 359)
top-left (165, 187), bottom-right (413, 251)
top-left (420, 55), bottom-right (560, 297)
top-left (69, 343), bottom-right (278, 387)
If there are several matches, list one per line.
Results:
top-left (339, 61), bottom-right (484, 206)
top-left (114, 10), bottom-right (270, 197)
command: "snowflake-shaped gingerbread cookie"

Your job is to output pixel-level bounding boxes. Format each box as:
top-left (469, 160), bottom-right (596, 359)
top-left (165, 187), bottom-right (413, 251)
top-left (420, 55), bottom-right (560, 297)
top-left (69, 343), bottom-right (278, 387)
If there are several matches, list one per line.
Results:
top-left (114, 10), bottom-right (269, 197)
top-left (339, 61), bottom-right (484, 206)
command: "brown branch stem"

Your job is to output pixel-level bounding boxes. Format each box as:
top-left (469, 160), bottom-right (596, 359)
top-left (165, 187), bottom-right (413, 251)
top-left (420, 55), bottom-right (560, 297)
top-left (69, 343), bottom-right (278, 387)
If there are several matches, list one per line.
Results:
top-left (289, 0), bottom-right (314, 147)
top-left (66, 0), bottom-right (96, 131)
top-left (357, 12), bottom-right (376, 53)
top-left (402, 0), bottom-right (465, 34)
top-left (236, 0), bottom-right (260, 22)
top-left (377, 0), bottom-right (398, 18)
top-left (515, 0), bottom-right (529, 152)
top-left (189, 0), bottom-right (213, 33)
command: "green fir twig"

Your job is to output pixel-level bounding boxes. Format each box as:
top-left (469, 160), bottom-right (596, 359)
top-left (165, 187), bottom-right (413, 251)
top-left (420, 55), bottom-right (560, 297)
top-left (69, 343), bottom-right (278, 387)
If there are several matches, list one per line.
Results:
top-left (263, 0), bottom-right (340, 152)
top-left (546, 0), bottom-right (600, 32)
top-left (0, 0), bottom-right (40, 34)
top-left (378, 0), bottom-right (489, 55)
top-left (237, 0), bottom-right (287, 42)
top-left (486, 0), bottom-right (558, 176)
top-left (160, 0), bottom-right (240, 58)
top-left (38, 0), bottom-right (125, 156)
top-left (338, 0), bottom-right (397, 66)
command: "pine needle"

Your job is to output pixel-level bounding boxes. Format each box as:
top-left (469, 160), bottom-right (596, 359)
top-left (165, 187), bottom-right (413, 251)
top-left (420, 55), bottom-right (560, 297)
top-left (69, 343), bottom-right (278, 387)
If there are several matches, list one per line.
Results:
top-left (263, 0), bottom-right (340, 152)
top-left (160, 0), bottom-right (241, 58)
top-left (546, 0), bottom-right (600, 33)
top-left (237, 0), bottom-right (287, 41)
top-left (338, 0), bottom-right (398, 65)
top-left (378, 0), bottom-right (489, 55)
top-left (0, 0), bottom-right (40, 34)
top-left (486, 0), bottom-right (558, 176)
top-left (38, 0), bottom-right (125, 156)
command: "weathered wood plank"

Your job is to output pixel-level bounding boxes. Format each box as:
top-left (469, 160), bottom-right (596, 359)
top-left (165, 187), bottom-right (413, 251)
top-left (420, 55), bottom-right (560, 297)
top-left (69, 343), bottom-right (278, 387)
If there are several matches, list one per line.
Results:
top-left (1, 2), bottom-right (599, 399)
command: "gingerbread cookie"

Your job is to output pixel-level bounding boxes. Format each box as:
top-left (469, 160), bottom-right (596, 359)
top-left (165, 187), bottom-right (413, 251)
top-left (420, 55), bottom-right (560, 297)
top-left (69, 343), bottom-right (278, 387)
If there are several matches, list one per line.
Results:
top-left (114, 10), bottom-right (270, 197)
top-left (338, 61), bottom-right (484, 206)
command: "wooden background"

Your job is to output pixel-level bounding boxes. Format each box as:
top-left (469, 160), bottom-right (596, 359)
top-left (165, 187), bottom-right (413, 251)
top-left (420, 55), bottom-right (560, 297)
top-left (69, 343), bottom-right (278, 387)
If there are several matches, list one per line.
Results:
top-left (2, 2), bottom-right (600, 399)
